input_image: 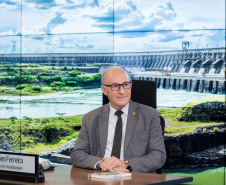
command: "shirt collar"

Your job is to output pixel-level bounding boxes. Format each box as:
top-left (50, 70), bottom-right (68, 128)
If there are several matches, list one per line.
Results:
top-left (109, 102), bottom-right (129, 117)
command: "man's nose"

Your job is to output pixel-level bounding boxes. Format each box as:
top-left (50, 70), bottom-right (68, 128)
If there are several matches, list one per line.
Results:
top-left (118, 84), bottom-right (125, 93)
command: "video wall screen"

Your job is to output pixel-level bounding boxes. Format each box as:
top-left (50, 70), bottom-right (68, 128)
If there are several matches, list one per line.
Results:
top-left (0, 0), bottom-right (225, 184)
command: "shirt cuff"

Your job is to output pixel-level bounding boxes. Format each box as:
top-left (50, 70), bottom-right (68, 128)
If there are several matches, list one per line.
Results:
top-left (93, 160), bottom-right (103, 170)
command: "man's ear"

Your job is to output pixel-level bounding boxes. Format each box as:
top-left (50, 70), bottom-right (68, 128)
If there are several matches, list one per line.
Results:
top-left (101, 85), bottom-right (107, 96)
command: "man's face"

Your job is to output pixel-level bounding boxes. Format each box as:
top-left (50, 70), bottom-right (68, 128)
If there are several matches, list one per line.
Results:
top-left (101, 69), bottom-right (131, 110)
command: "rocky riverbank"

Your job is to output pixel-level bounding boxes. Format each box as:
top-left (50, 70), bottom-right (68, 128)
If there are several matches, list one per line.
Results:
top-left (39, 140), bottom-right (76, 164)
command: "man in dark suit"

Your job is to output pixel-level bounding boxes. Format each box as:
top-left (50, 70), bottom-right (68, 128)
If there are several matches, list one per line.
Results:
top-left (70, 67), bottom-right (166, 173)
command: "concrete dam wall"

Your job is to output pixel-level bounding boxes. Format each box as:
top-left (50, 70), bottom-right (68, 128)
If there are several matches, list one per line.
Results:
top-left (1, 48), bottom-right (225, 94)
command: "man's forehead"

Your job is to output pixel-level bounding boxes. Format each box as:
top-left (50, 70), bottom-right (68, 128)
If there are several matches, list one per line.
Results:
top-left (107, 69), bottom-right (128, 77)
top-left (116, 80), bottom-right (130, 83)
top-left (106, 74), bottom-right (129, 84)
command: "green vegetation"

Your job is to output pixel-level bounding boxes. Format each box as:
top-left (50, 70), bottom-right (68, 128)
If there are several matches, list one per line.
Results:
top-left (166, 167), bottom-right (225, 185)
top-left (202, 127), bottom-right (221, 133)
top-left (176, 97), bottom-right (225, 121)
top-left (1, 115), bottom-right (83, 130)
top-left (22, 131), bottom-right (80, 154)
top-left (158, 105), bottom-right (224, 136)
top-left (0, 115), bottom-right (83, 153)
top-left (0, 86), bottom-right (79, 96)
top-left (0, 62), bottom-right (101, 96)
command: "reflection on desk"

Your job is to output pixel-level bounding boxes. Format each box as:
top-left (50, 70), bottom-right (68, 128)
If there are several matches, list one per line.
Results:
top-left (0, 165), bottom-right (193, 185)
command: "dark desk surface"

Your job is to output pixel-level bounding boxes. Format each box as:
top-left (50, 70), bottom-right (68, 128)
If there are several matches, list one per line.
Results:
top-left (0, 165), bottom-right (193, 185)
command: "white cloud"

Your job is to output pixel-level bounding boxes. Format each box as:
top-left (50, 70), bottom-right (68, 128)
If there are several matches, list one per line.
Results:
top-left (114, 29), bottom-right (224, 52)
top-left (23, 0), bottom-right (99, 10)
top-left (0, 2), bottom-right (18, 10)
top-left (39, 12), bottom-right (67, 33)
top-left (19, 11), bottom-right (67, 35)
top-left (0, 0), bottom-right (224, 53)
top-left (106, 1), bottom-right (185, 32)
top-left (23, 0), bottom-right (57, 9)
top-left (18, 33), bottom-right (114, 53)
top-left (43, 36), bottom-right (94, 50)
top-left (17, 1), bottom-right (190, 36)
top-left (0, 29), bottom-right (15, 36)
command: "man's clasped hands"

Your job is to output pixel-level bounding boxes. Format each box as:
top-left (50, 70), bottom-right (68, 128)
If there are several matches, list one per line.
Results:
top-left (97, 156), bottom-right (129, 173)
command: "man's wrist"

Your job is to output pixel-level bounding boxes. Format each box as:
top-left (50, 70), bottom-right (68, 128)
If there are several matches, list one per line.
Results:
top-left (124, 160), bottom-right (132, 171)
top-left (121, 160), bottom-right (127, 168)
top-left (96, 160), bottom-right (103, 169)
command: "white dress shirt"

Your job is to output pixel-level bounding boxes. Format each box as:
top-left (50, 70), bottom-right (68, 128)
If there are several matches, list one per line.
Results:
top-left (103, 103), bottom-right (129, 160)
top-left (93, 103), bottom-right (129, 169)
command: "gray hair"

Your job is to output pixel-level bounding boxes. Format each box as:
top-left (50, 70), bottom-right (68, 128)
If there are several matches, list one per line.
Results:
top-left (101, 67), bottom-right (131, 84)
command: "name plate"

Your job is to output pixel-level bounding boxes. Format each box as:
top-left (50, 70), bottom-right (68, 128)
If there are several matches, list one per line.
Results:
top-left (0, 151), bottom-right (44, 183)
top-left (0, 152), bottom-right (37, 174)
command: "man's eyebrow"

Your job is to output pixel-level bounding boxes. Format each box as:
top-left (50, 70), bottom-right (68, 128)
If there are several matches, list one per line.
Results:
top-left (111, 81), bottom-right (130, 84)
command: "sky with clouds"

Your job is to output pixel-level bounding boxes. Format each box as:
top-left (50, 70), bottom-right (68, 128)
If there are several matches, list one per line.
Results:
top-left (0, 0), bottom-right (225, 53)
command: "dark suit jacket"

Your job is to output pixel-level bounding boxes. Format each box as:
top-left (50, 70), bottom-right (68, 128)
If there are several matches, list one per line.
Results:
top-left (70, 100), bottom-right (166, 173)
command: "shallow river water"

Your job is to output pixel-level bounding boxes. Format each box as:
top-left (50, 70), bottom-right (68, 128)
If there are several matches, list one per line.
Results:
top-left (0, 88), bottom-right (223, 119)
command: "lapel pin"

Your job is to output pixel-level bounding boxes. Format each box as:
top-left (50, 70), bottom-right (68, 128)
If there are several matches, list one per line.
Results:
top-left (132, 112), bottom-right (136, 115)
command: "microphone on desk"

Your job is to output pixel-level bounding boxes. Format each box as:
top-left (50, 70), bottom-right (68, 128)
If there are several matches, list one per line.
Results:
top-left (39, 161), bottom-right (55, 171)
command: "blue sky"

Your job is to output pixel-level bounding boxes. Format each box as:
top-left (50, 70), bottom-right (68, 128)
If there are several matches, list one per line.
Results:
top-left (0, 0), bottom-right (225, 53)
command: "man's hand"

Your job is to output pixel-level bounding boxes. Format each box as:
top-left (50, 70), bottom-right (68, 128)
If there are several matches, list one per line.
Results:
top-left (99, 156), bottom-right (126, 171)
top-left (110, 167), bottom-right (129, 173)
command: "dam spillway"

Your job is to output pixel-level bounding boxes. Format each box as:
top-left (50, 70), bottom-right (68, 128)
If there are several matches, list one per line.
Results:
top-left (0, 48), bottom-right (225, 94)
top-left (125, 48), bottom-right (225, 94)
top-left (131, 72), bottom-right (225, 94)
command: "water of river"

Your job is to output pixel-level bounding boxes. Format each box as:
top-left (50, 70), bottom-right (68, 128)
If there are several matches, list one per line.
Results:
top-left (0, 88), bottom-right (224, 119)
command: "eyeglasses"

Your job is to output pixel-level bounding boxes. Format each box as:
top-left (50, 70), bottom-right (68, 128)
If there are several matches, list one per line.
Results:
top-left (103, 81), bottom-right (133, 91)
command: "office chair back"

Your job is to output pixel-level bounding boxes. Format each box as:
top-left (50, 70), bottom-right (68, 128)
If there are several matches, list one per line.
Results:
top-left (103, 80), bottom-right (157, 109)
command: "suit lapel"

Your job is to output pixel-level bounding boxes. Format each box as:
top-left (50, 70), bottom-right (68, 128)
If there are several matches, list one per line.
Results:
top-left (99, 104), bottom-right (110, 157)
top-left (124, 101), bottom-right (138, 155)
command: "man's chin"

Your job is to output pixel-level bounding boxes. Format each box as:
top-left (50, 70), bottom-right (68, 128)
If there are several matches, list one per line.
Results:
top-left (117, 101), bottom-right (129, 108)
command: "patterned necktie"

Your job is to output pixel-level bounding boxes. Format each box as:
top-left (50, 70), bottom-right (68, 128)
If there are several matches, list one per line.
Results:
top-left (111, 110), bottom-right (123, 159)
